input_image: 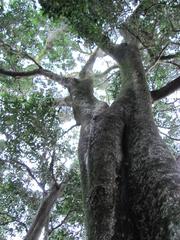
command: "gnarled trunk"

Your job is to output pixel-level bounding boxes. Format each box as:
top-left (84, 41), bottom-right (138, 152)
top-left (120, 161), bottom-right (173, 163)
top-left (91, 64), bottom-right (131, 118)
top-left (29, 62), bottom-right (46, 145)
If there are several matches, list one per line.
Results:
top-left (75, 43), bottom-right (180, 240)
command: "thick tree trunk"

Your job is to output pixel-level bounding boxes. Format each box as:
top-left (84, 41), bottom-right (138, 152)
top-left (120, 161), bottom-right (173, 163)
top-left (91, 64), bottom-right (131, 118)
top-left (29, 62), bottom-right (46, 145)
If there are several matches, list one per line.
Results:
top-left (75, 43), bottom-right (180, 239)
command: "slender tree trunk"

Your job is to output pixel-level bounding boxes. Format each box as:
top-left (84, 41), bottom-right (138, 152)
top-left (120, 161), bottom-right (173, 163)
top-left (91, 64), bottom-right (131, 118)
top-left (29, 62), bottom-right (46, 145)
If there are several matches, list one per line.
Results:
top-left (43, 215), bottom-right (49, 240)
top-left (76, 43), bottom-right (180, 239)
top-left (24, 184), bottom-right (64, 240)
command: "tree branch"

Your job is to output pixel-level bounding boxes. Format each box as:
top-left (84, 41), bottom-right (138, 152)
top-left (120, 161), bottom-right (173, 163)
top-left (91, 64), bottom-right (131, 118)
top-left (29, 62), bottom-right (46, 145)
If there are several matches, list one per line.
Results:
top-left (146, 43), bottom-right (169, 73)
top-left (0, 158), bottom-right (44, 191)
top-left (0, 68), bottom-right (42, 77)
top-left (159, 52), bottom-right (180, 60)
top-left (49, 149), bottom-right (58, 187)
top-left (0, 67), bottom-right (74, 87)
top-left (94, 65), bottom-right (119, 78)
top-left (60, 124), bottom-right (78, 138)
top-left (53, 97), bottom-right (72, 107)
top-left (151, 76), bottom-right (180, 102)
top-left (163, 61), bottom-right (180, 69)
top-left (24, 181), bottom-right (67, 240)
top-left (0, 212), bottom-right (28, 232)
top-left (48, 209), bottom-right (72, 235)
top-left (79, 48), bottom-right (104, 79)
top-left (159, 130), bottom-right (180, 142)
top-left (0, 39), bottom-right (42, 68)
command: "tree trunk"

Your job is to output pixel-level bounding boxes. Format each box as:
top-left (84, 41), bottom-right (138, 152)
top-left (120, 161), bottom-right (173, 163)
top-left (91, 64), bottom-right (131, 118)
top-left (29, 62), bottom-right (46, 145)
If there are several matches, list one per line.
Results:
top-left (76, 43), bottom-right (180, 240)
top-left (24, 183), bottom-right (64, 240)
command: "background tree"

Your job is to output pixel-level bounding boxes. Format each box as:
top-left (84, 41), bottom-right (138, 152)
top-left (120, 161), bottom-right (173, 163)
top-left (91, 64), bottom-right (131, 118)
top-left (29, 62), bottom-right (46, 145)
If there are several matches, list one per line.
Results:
top-left (0, 0), bottom-right (180, 239)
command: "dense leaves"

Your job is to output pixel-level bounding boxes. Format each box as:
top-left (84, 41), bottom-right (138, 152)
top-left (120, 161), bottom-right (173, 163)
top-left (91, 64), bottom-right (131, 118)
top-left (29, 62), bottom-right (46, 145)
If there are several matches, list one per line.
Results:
top-left (0, 91), bottom-right (83, 239)
top-left (0, 0), bottom-right (179, 239)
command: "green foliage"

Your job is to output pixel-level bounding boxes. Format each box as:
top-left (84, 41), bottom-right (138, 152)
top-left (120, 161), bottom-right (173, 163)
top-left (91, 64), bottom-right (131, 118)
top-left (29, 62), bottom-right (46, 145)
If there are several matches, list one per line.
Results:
top-left (107, 70), bottom-right (122, 100)
top-left (49, 164), bottom-right (84, 239)
top-left (0, 0), bottom-right (179, 239)
top-left (0, 92), bottom-right (56, 154)
top-left (39, 0), bottom-right (179, 55)
top-left (153, 98), bottom-right (180, 155)
top-left (0, 90), bottom-right (83, 238)
top-left (39, 0), bottom-right (126, 45)
top-left (0, 0), bottom-right (77, 76)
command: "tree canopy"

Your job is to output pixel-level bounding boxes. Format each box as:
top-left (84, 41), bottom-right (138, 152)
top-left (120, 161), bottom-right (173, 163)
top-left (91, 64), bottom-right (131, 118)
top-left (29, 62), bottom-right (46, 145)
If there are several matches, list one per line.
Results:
top-left (0, 0), bottom-right (179, 239)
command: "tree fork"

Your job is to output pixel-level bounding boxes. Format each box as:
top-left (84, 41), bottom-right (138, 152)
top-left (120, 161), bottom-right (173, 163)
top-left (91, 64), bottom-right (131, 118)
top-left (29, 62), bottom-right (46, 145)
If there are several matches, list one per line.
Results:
top-left (77, 43), bottom-right (180, 239)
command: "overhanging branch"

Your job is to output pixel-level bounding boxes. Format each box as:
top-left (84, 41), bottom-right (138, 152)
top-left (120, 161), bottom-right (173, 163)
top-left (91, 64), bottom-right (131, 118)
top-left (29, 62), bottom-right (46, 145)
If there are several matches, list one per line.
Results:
top-left (0, 67), bottom-right (73, 87)
top-left (0, 68), bottom-right (42, 77)
top-left (151, 76), bottom-right (180, 102)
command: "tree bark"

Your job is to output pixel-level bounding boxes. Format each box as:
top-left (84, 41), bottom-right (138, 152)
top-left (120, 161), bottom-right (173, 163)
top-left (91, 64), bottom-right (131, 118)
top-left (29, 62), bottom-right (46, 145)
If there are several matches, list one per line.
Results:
top-left (24, 183), bottom-right (64, 240)
top-left (76, 43), bottom-right (180, 240)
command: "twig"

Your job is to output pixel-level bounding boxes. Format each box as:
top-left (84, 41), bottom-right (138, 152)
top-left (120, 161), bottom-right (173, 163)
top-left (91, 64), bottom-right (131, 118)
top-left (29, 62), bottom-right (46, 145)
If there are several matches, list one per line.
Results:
top-left (0, 158), bottom-right (44, 191)
top-left (60, 124), bottom-right (78, 138)
top-left (146, 43), bottom-right (169, 73)
top-left (23, 52), bottom-right (42, 69)
top-left (159, 131), bottom-right (180, 142)
top-left (48, 209), bottom-right (72, 235)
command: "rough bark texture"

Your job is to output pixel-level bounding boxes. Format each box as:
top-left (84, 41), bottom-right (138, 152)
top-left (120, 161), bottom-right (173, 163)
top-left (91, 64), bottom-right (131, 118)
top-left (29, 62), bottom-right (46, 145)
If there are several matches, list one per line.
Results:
top-left (69, 43), bottom-right (180, 240)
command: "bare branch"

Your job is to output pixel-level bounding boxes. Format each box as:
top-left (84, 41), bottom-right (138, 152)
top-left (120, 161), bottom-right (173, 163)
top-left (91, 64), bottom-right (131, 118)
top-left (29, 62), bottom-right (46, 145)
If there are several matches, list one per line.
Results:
top-left (159, 131), bottom-right (180, 142)
top-left (146, 43), bottom-right (169, 73)
top-left (24, 183), bottom-right (65, 240)
top-left (151, 76), bottom-right (180, 102)
top-left (48, 209), bottom-right (72, 235)
top-left (23, 53), bottom-right (43, 68)
top-left (60, 124), bottom-right (78, 138)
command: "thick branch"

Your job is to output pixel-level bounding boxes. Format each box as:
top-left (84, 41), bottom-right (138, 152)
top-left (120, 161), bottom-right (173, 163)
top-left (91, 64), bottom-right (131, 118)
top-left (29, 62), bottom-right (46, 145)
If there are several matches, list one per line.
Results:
top-left (79, 48), bottom-right (104, 79)
top-left (0, 68), bottom-right (42, 77)
top-left (121, 1), bottom-right (155, 44)
top-left (151, 76), bottom-right (180, 102)
top-left (0, 67), bottom-right (73, 87)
